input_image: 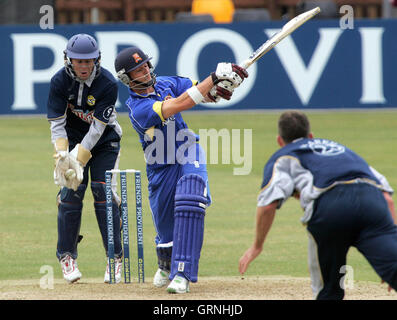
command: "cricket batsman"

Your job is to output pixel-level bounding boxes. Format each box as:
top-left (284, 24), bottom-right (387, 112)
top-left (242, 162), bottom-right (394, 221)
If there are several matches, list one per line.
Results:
top-left (114, 46), bottom-right (248, 293)
top-left (47, 34), bottom-right (124, 283)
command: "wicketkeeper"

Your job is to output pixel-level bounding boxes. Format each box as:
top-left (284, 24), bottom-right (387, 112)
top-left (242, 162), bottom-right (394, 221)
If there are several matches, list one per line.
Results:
top-left (47, 33), bottom-right (124, 283)
top-left (239, 110), bottom-right (397, 299)
top-left (115, 46), bottom-right (248, 293)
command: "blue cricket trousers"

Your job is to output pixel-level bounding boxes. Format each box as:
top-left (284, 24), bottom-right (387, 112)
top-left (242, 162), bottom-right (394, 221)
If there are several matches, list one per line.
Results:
top-left (307, 183), bottom-right (397, 300)
top-left (146, 143), bottom-right (211, 245)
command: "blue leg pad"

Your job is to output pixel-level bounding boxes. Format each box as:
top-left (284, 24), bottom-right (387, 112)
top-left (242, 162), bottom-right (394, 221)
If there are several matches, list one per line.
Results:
top-left (170, 174), bottom-right (207, 282)
top-left (56, 185), bottom-right (86, 260)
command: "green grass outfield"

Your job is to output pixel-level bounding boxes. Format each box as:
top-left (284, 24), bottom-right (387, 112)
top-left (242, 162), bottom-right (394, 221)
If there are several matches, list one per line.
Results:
top-left (0, 110), bottom-right (396, 284)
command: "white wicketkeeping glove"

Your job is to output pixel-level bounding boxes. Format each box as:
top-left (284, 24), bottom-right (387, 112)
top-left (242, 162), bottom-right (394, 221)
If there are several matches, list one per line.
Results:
top-left (53, 138), bottom-right (70, 188)
top-left (66, 144), bottom-right (92, 191)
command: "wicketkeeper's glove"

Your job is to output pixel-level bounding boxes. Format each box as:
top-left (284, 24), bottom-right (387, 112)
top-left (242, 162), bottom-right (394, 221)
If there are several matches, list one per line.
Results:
top-left (53, 137), bottom-right (70, 188)
top-left (66, 144), bottom-right (92, 191)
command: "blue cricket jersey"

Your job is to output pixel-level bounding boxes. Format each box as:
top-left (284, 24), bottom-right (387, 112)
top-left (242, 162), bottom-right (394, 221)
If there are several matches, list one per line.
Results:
top-left (47, 67), bottom-right (122, 147)
top-left (125, 76), bottom-right (199, 170)
top-left (258, 138), bottom-right (393, 224)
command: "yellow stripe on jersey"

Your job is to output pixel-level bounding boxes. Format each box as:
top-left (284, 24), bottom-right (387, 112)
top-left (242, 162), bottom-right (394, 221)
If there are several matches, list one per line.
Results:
top-left (152, 101), bottom-right (165, 122)
top-left (145, 126), bottom-right (155, 141)
top-left (152, 79), bottom-right (196, 122)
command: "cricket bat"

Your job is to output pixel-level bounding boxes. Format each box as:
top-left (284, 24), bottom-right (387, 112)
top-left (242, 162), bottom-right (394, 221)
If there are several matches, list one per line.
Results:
top-left (240, 7), bottom-right (321, 69)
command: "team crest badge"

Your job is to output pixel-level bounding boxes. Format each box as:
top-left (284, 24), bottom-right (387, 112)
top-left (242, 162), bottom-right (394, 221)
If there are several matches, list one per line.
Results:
top-left (301, 139), bottom-right (345, 156)
top-left (133, 53), bottom-right (142, 63)
top-left (87, 95), bottom-right (96, 106)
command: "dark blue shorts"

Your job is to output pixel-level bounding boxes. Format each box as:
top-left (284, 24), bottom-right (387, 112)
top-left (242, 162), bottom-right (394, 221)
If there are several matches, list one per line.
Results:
top-left (307, 183), bottom-right (397, 300)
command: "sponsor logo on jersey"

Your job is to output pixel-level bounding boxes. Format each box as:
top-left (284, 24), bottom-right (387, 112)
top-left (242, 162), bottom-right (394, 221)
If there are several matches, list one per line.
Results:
top-left (68, 103), bottom-right (94, 124)
top-left (87, 95), bottom-right (96, 106)
top-left (301, 139), bottom-right (345, 156)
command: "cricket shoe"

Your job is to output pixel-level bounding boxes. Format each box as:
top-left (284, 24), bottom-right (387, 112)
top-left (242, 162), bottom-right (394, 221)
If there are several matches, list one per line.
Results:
top-left (104, 257), bottom-right (122, 283)
top-left (153, 268), bottom-right (170, 288)
top-left (60, 255), bottom-right (82, 284)
top-left (167, 275), bottom-right (190, 294)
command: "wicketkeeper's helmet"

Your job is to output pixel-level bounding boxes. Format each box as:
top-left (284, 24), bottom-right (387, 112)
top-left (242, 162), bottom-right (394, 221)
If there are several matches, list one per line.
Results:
top-left (114, 46), bottom-right (156, 88)
top-left (64, 33), bottom-right (101, 80)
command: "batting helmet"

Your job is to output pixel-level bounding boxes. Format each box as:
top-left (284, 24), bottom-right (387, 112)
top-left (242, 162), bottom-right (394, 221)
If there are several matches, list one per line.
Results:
top-left (114, 47), bottom-right (156, 88)
top-left (64, 33), bottom-right (101, 80)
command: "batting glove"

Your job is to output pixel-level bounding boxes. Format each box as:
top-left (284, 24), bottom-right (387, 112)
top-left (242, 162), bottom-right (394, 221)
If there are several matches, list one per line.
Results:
top-left (211, 63), bottom-right (249, 88)
top-left (207, 80), bottom-right (234, 102)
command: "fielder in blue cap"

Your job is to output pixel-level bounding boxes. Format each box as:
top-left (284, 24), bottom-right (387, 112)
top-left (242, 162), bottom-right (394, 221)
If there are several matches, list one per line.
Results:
top-left (115, 46), bottom-right (248, 293)
top-left (47, 33), bottom-right (124, 284)
top-left (239, 110), bottom-right (397, 300)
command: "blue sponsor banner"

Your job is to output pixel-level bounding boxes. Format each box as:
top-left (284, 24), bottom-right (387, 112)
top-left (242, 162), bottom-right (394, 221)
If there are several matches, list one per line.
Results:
top-left (0, 19), bottom-right (396, 115)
